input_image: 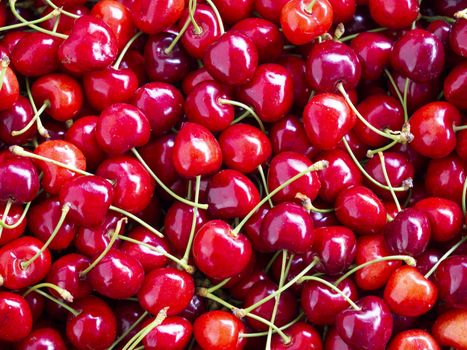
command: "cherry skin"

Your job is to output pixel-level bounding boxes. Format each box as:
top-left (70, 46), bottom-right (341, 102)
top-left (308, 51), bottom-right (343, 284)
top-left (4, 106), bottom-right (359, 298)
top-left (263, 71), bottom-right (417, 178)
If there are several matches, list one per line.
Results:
top-left (66, 296), bottom-right (117, 350)
top-left (450, 18), bottom-right (467, 57)
top-left (0, 291), bottom-right (32, 342)
top-left (218, 123), bottom-right (272, 174)
top-left (16, 327), bottom-right (67, 350)
top-left (444, 61), bottom-right (467, 110)
top-left (369, 0), bottom-right (419, 29)
top-left (214, 0), bottom-right (254, 25)
top-left (194, 310), bottom-right (245, 350)
top-left (0, 66), bottom-right (19, 111)
top-left (142, 316), bottom-right (193, 350)
top-left (40, 5), bottom-right (90, 34)
top-left (46, 253), bottom-right (92, 300)
top-left (120, 49), bottom-right (147, 85)
top-left (335, 185), bottom-right (387, 235)
top-left (303, 93), bottom-right (355, 150)
top-left (278, 56), bottom-right (312, 110)
top-left (137, 267), bottom-right (195, 316)
top-left (203, 31), bottom-right (258, 86)
top-left (132, 82), bottom-right (184, 136)
top-left (89, 248), bottom-right (145, 299)
top-left (193, 220), bottom-right (253, 279)
top-left (387, 329), bottom-right (440, 350)
top-left (172, 122), bottom-right (222, 178)
top-left (434, 255), bottom-right (467, 309)
top-left (336, 296), bottom-right (393, 350)
top-left (0, 156), bottom-right (39, 203)
top-left (0, 202), bottom-right (27, 246)
top-left (131, 0), bottom-right (184, 34)
top-left (0, 236), bottom-right (51, 290)
top-left (0, 96), bottom-right (36, 145)
top-left (383, 265), bottom-right (437, 317)
top-left (324, 327), bottom-right (353, 350)
top-left (433, 309), bottom-right (467, 349)
top-left (270, 115), bottom-right (316, 157)
top-left (270, 322), bottom-right (323, 350)
top-left (182, 67), bottom-right (216, 95)
top-left (280, 0), bottom-right (333, 45)
top-left (96, 155), bottom-right (155, 213)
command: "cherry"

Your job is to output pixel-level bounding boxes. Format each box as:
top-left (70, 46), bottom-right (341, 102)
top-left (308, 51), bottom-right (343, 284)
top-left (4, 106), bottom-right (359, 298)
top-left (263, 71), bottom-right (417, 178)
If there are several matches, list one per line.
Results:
top-left (450, 18), bottom-right (467, 57)
top-left (324, 327), bottom-right (353, 350)
top-left (137, 267), bottom-right (195, 316)
top-left (328, 0), bottom-right (356, 24)
top-left (142, 316), bottom-right (193, 350)
top-left (335, 185), bottom-right (387, 235)
top-left (336, 296), bottom-right (393, 350)
top-left (0, 202), bottom-right (27, 246)
top-left (213, 0), bottom-right (253, 24)
top-left (280, 0), bottom-right (333, 45)
top-left (444, 61), bottom-right (467, 110)
top-left (40, 5), bottom-right (90, 34)
top-left (172, 122), bottom-right (222, 178)
top-left (271, 322), bottom-right (322, 350)
top-left (254, 0), bottom-right (289, 22)
top-left (120, 49), bottom-right (147, 85)
top-left (132, 82), bottom-right (184, 136)
top-left (66, 295), bottom-right (117, 350)
top-left (277, 56), bottom-right (312, 110)
top-left (0, 236), bottom-right (51, 290)
top-left (383, 265), bottom-right (437, 317)
top-left (0, 96), bottom-right (36, 145)
top-left (434, 255), bottom-right (467, 309)
top-left (433, 309), bottom-right (467, 349)
top-left (368, 0), bottom-right (419, 29)
top-left (182, 67), bottom-right (216, 94)
top-left (16, 327), bottom-right (67, 350)
top-left (0, 65), bottom-right (19, 111)
top-left (0, 291), bottom-right (32, 342)
top-left (193, 220), bottom-right (253, 279)
top-left (131, 0), bottom-right (184, 34)
top-left (203, 31), bottom-right (258, 86)
top-left (0, 31), bottom-right (27, 57)
top-left (218, 123), bottom-right (272, 174)
top-left (303, 93), bottom-right (355, 150)
top-left (194, 310), bottom-right (245, 350)
top-left (387, 329), bottom-right (440, 350)
top-left (0, 156), bottom-right (39, 203)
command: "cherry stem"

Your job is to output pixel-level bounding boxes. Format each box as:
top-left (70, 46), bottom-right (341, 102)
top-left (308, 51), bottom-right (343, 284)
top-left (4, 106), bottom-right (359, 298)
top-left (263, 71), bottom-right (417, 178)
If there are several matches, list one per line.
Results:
top-left (131, 148), bottom-right (208, 210)
top-left (219, 98), bottom-right (266, 133)
top-left (26, 78), bottom-right (38, 114)
top-left (51, 12), bottom-right (61, 33)
top-left (164, 16), bottom-right (191, 55)
top-left (30, 288), bottom-right (80, 316)
top-left (240, 312), bottom-right (304, 338)
top-left (122, 307), bottom-right (168, 350)
top-left (44, 0), bottom-right (80, 18)
top-left (181, 175), bottom-right (201, 265)
top-left (117, 235), bottom-right (194, 273)
top-left (453, 124), bottom-right (467, 132)
top-left (24, 282), bottom-right (73, 302)
top-left (11, 101), bottom-right (51, 138)
top-left (424, 235), bottom-right (467, 279)
top-left (113, 31), bottom-right (144, 69)
top-left (339, 27), bottom-right (387, 42)
top-left (378, 151), bottom-right (402, 212)
top-left (462, 175), bottom-right (467, 215)
top-left (0, 56), bottom-right (10, 90)
top-left (80, 217), bottom-right (127, 276)
top-left (242, 256), bottom-right (320, 314)
top-left (0, 199), bottom-right (11, 239)
top-left (21, 204), bottom-right (70, 270)
top-left (333, 255), bottom-right (416, 286)
top-left (265, 250), bottom-right (282, 273)
top-left (257, 165), bottom-right (273, 208)
top-left (9, 145), bottom-right (93, 177)
top-left (421, 15), bottom-right (456, 23)
top-left (454, 8), bottom-right (467, 19)
top-left (230, 110), bottom-right (251, 124)
top-left (232, 160), bottom-right (329, 236)
top-left (341, 138), bottom-right (412, 192)
top-left (207, 277), bottom-right (231, 294)
top-left (366, 139), bottom-right (398, 158)
top-left (204, 0), bottom-right (225, 34)
top-left (306, 0), bottom-right (318, 13)
top-left (9, 0), bottom-right (68, 39)
top-left (334, 23), bottom-right (345, 40)
top-left (108, 205), bottom-right (164, 238)
top-left (402, 77), bottom-right (410, 123)
top-left (0, 7), bottom-right (61, 32)
top-left (384, 69), bottom-right (408, 122)
top-left (0, 200), bottom-right (31, 229)
top-left (188, 0), bottom-right (203, 35)
top-left (109, 311), bottom-right (149, 350)
top-left (295, 192), bottom-right (334, 213)
top-left (299, 275), bottom-right (361, 310)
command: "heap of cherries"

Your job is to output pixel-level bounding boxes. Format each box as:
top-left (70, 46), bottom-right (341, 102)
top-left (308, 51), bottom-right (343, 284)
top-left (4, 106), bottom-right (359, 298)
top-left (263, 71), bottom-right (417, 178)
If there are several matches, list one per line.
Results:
top-left (0, 0), bottom-right (467, 348)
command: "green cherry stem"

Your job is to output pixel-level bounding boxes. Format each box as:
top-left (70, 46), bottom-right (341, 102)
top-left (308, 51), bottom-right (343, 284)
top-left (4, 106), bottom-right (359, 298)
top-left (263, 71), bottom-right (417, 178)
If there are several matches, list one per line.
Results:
top-left (164, 16), bottom-right (192, 55)
top-left (21, 204), bottom-right (70, 270)
top-left (206, 277), bottom-right (231, 294)
top-left (366, 139), bottom-right (399, 158)
top-left (240, 312), bottom-right (304, 338)
top-left (295, 192), bottom-right (334, 213)
top-left (333, 255), bottom-right (416, 286)
top-left (339, 27), bottom-right (387, 42)
top-left (131, 148), bottom-right (208, 210)
top-left (43, 0), bottom-right (80, 18)
top-left (113, 31), bottom-right (144, 69)
top-left (384, 69), bottom-right (408, 122)
top-left (462, 175), bottom-right (467, 215)
top-left (421, 15), bottom-right (456, 23)
top-left (30, 288), bottom-right (80, 316)
top-left (306, 0), bottom-right (318, 13)
top-left (219, 98), bottom-right (266, 133)
top-left (265, 250), bottom-right (282, 273)
top-left (189, 0), bottom-right (202, 34)
top-left (26, 78), bottom-right (38, 114)
top-left (453, 124), bottom-right (467, 132)
top-left (257, 165), bottom-right (273, 208)
top-left (181, 175), bottom-right (202, 265)
top-left (0, 200), bottom-right (31, 230)
top-left (108, 206), bottom-right (164, 238)
top-left (424, 235), bottom-right (467, 279)
top-left (0, 7), bottom-right (62, 32)
top-left (0, 199), bottom-right (11, 238)
top-left (51, 13), bottom-right (61, 33)
top-left (204, 0), bottom-right (225, 34)
top-left (11, 100), bottom-right (51, 138)
top-left (230, 110), bottom-right (251, 124)
top-left (23, 282), bottom-right (73, 302)
top-left (402, 77), bottom-right (410, 122)
top-left (378, 151), bottom-right (402, 212)
top-left (108, 311), bottom-right (149, 350)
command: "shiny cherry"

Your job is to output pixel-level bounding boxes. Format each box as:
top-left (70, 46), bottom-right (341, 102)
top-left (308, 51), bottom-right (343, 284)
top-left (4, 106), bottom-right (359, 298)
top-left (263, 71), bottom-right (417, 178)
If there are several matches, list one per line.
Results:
top-left (271, 322), bottom-right (322, 350)
top-left (387, 329), bottom-right (440, 350)
top-left (434, 255), bottom-right (467, 309)
top-left (0, 65), bottom-right (19, 111)
top-left (0, 291), bottom-right (32, 342)
top-left (369, 0), bottom-right (419, 29)
top-left (16, 327), bottom-right (67, 350)
top-left (131, 0), bottom-right (184, 34)
top-left (433, 309), bottom-right (467, 349)
top-left (142, 316), bottom-right (193, 350)
top-left (0, 96), bottom-right (35, 145)
top-left (444, 61), bottom-right (467, 110)
top-left (0, 156), bottom-right (39, 203)
top-left (0, 202), bottom-right (27, 246)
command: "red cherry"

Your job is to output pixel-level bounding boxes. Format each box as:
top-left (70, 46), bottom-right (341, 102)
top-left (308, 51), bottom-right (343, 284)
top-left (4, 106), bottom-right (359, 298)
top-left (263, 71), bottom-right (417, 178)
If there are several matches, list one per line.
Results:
top-left (277, 56), bottom-right (312, 110)
top-left (0, 156), bottom-right (39, 203)
top-left (131, 0), bottom-right (184, 34)
top-left (0, 202), bottom-right (27, 246)
top-left (270, 115), bottom-right (316, 158)
top-left (0, 66), bottom-right (19, 111)
top-left (40, 5), bottom-right (90, 34)
top-left (434, 255), bottom-right (467, 309)
top-left (0, 96), bottom-right (36, 145)
top-left (324, 327), bottom-right (353, 350)
top-left (271, 322), bottom-right (323, 350)
top-left (0, 291), bottom-right (32, 342)
top-left (450, 18), bottom-right (467, 57)
top-left (16, 327), bottom-right (67, 350)
top-left (444, 61), bottom-right (467, 110)
top-left (142, 316), bottom-right (193, 350)
top-left (387, 329), bottom-right (440, 350)
top-left (369, 0), bottom-right (419, 29)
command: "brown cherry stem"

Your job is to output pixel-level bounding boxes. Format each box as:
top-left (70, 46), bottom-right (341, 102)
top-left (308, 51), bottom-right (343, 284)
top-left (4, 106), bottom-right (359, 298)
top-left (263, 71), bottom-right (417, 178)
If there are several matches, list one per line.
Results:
top-left (454, 8), bottom-right (467, 19)
top-left (24, 282), bottom-right (73, 302)
top-left (122, 307), bottom-right (168, 350)
top-left (378, 151), bottom-right (402, 212)
top-left (0, 200), bottom-right (31, 230)
top-left (424, 235), bottom-right (467, 279)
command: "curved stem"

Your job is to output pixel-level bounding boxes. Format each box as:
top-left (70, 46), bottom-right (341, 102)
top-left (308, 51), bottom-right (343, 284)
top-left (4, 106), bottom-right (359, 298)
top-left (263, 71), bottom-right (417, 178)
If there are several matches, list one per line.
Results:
top-left (421, 15), bottom-right (456, 23)
top-left (181, 175), bottom-right (201, 264)
top-left (463, 176), bottom-right (467, 215)
top-left (80, 217), bottom-right (126, 276)
top-left (230, 110), bottom-right (250, 124)
top-left (366, 139), bottom-right (398, 158)
top-left (117, 235), bottom-right (194, 273)
top-left (295, 193), bottom-right (334, 213)
top-left (339, 27), bottom-right (387, 42)
top-left (188, 0), bottom-right (202, 34)
top-left (24, 282), bottom-right (73, 302)
top-left (0, 201), bottom-right (31, 229)
top-left (44, 0), bottom-right (80, 18)
top-left (240, 312), bottom-right (304, 338)
top-left (265, 250), bottom-right (282, 273)
top-left (232, 161), bottom-right (328, 235)
top-left (424, 235), bottom-right (467, 279)
top-left (131, 148), bottom-right (208, 210)
top-left (378, 152), bottom-right (401, 212)
top-left (122, 307), bottom-right (168, 350)
top-left (218, 98), bottom-right (266, 133)
top-left (25, 78), bottom-right (38, 114)
top-left (0, 7), bottom-right (61, 32)
top-left (11, 101), bottom-right (50, 138)
top-left (21, 204), bottom-right (70, 270)
top-left (108, 205), bottom-right (163, 238)
top-left (109, 311), bottom-right (149, 350)
top-left (30, 288), bottom-right (79, 316)
top-left (204, 0), bottom-right (225, 34)
top-left (257, 165), bottom-right (273, 208)
top-left (207, 277), bottom-right (231, 294)
top-left (333, 255), bottom-right (416, 286)
top-left (113, 32), bottom-right (143, 69)
top-left (0, 199), bottom-right (12, 239)
top-left (165, 16), bottom-right (191, 55)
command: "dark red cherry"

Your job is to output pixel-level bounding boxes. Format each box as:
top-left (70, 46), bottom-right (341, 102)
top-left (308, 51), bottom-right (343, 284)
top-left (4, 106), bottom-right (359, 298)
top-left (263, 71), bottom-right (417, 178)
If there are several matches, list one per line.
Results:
top-left (66, 296), bottom-right (117, 350)
top-left (306, 40), bottom-right (361, 92)
top-left (271, 322), bottom-right (322, 350)
top-left (369, 0), bottom-right (419, 29)
top-left (172, 122), bottom-right (222, 178)
top-left (218, 123), bottom-right (272, 174)
top-left (303, 93), bottom-right (356, 150)
top-left (0, 66), bottom-right (19, 111)
top-left (119, 49), bottom-right (147, 85)
top-left (270, 115), bottom-right (316, 157)
top-left (0, 157), bottom-right (39, 203)
top-left (40, 5), bottom-right (89, 34)
top-left (0, 202), bottom-right (27, 246)
top-left (58, 15), bottom-right (118, 73)
top-left (324, 327), bottom-right (353, 350)
top-left (434, 255), bottom-right (467, 309)
top-left (0, 31), bottom-right (27, 57)
top-left (335, 185), bottom-right (387, 235)
top-left (131, 0), bottom-right (184, 34)
top-left (450, 19), bottom-right (467, 57)
top-left (142, 316), bottom-right (193, 350)
top-left (237, 63), bottom-right (294, 123)
top-left (277, 56), bottom-right (312, 110)
top-left (214, 0), bottom-right (253, 24)
top-left (328, 0), bottom-right (356, 23)
top-left (444, 61), bottom-right (467, 110)
top-left (16, 327), bottom-right (66, 350)
top-left (0, 96), bottom-right (35, 145)
top-left (0, 291), bottom-right (32, 342)
top-left (391, 29), bottom-right (445, 83)
top-left (261, 202), bottom-right (315, 254)
top-left (137, 267), bottom-right (195, 316)
top-left (132, 82), bottom-right (184, 136)
top-left (203, 31), bottom-right (258, 86)
top-left (387, 329), bottom-right (440, 350)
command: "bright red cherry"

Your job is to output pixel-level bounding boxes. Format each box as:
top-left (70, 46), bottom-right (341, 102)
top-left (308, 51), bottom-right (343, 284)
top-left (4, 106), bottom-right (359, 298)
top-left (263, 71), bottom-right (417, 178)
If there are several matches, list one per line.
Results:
top-left (142, 316), bottom-right (193, 350)
top-left (433, 309), bottom-right (467, 349)
top-left (16, 327), bottom-right (67, 350)
top-left (387, 329), bottom-right (440, 350)
top-left (434, 255), bottom-right (467, 309)
top-left (0, 66), bottom-right (19, 111)
top-left (0, 202), bottom-right (27, 246)
top-left (444, 61), bottom-right (467, 110)
top-left (369, 0), bottom-right (419, 29)
top-left (0, 291), bottom-right (32, 342)
top-left (271, 322), bottom-right (323, 350)
top-left (450, 18), bottom-right (467, 57)
top-left (131, 0), bottom-right (184, 34)
top-left (425, 155), bottom-right (466, 204)
top-left (0, 156), bottom-right (39, 203)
